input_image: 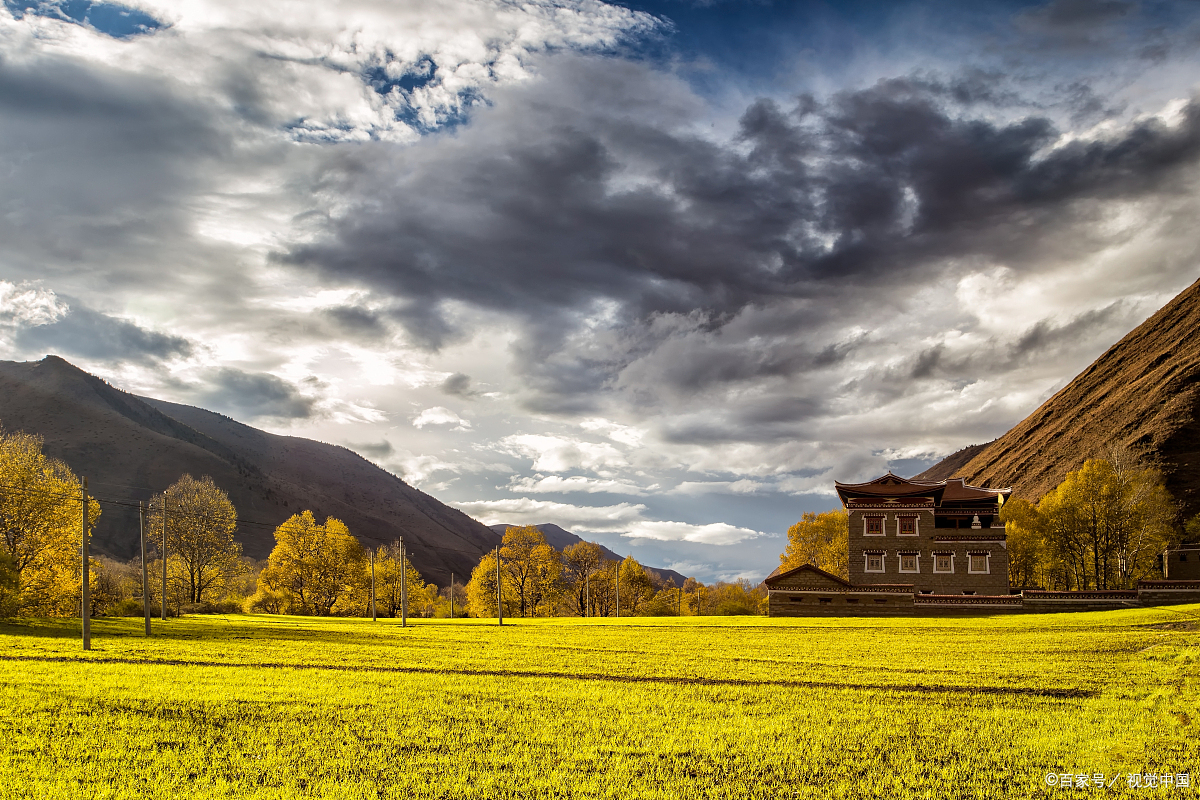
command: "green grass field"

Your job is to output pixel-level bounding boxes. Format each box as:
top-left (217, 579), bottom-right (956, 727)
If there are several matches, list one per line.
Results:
top-left (0, 607), bottom-right (1197, 799)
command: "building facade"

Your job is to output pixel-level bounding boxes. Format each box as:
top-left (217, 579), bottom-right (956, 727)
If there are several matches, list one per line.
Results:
top-left (837, 473), bottom-right (1011, 595)
top-left (1164, 546), bottom-right (1200, 581)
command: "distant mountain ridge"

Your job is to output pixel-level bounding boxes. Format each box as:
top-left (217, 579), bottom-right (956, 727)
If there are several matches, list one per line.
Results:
top-left (918, 277), bottom-right (1200, 518)
top-left (0, 356), bottom-right (500, 582)
top-left (489, 522), bottom-right (690, 586)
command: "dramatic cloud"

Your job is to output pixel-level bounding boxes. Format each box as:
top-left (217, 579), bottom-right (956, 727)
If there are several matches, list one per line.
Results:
top-left (3, 0), bottom-right (1200, 579)
top-left (197, 368), bottom-right (316, 420)
top-left (452, 497), bottom-right (765, 544)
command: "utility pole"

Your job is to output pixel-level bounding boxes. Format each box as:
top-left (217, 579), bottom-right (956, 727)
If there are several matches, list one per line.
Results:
top-left (615, 564), bottom-right (620, 619)
top-left (161, 498), bottom-right (168, 622)
top-left (400, 537), bottom-right (407, 627)
top-left (585, 569), bottom-right (590, 618)
top-left (139, 502), bottom-right (150, 636)
top-left (496, 546), bottom-right (503, 626)
top-left (81, 478), bottom-right (90, 651)
top-left (370, 548), bottom-right (377, 622)
top-left (450, 572), bottom-right (454, 620)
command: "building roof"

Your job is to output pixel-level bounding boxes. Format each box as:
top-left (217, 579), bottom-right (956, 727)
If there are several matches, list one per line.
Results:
top-left (763, 563), bottom-right (853, 587)
top-left (835, 472), bottom-right (1011, 506)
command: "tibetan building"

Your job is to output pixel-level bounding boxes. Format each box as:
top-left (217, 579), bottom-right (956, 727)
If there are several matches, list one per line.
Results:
top-left (766, 472), bottom-right (1013, 616)
top-left (839, 473), bottom-right (1011, 595)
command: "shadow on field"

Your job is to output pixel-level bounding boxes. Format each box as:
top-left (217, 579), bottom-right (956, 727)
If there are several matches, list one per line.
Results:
top-left (0, 653), bottom-right (1092, 700)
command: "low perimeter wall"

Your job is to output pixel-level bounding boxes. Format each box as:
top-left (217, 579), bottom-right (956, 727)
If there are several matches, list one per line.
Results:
top-left (766, 581), bottom-right (1200, 616)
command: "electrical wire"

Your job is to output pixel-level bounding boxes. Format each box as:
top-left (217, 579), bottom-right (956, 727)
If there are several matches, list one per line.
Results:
top-left (0, 480), bottom-right (287, 530)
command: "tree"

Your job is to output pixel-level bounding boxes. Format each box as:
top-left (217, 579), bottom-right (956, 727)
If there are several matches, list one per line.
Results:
top-left (499, 526), bottom-right (562, 617)
top-left (707, 579), bottom-right (767, 615)
top-left (0, 549), bottom-right (18, 617)
top-left (1037, 454), bottom-right (1177, 589)
top-left (0, 427), bottom-right (98, 616)
top-left (562, 541), bottom-right (603, 616)
top-left (255, 511), bottom-right (365, 615)
top-left (465, 549), bottom-right (519, 618)
top-left (683, 576), bottom-right (707, 616)
top-left (779, 509), bottom-right (849, 579)
top-left (147, 475), bottom-right (244, 605)
top-left (1000, 497), bottom-right (1044, 589)
top-left (373, 541), bottom-right (427, 618)
top-left (618, 556), bottom-right (654, 614)
top-left (1185, 514), bottom-right (1200, 543)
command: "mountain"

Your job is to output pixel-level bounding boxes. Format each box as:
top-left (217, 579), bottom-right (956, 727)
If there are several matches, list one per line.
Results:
top-left (917, 277), bottom-right (1200, 517)
top-left (0, 355), bottom-right (499, 582)
top-left (488, 522), bottom-right (691, 586)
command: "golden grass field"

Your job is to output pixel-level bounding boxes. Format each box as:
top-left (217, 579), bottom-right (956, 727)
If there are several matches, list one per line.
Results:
top-left (0, 607), bottom-right (1197, 799)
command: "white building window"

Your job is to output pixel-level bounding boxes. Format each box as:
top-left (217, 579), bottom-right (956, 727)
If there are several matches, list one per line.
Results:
top-left (933, 553), bottom-right (954, 573)
top-left (898, 553), bottom-right (920, 573)
top-left (863, 515), bottom-right (885, 536)
top-left (865, 553), bottom-right (885, 573)
top-left (968, 553), bottom-right (990, 574)
top-left (897, 515), bottom-right (919, 536)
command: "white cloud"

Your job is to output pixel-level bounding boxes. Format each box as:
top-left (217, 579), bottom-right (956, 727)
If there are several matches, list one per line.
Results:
top-left (452, 497), bottom-right (765, 545)
top-left (412, 406), bottom-right (471, 429)
top-left (506, 474), bottom-right (652, 495)
top-left (452, 497), bottom-right (645, 530)
top-left (625, 520), bottom-right (765, 545)
top-left (498, 433), bottom-right (627, 472)
top-left (0, 282), bottom-right (69, 328)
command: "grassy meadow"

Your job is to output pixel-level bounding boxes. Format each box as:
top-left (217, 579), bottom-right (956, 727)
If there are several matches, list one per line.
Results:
top-left (0, 607), bottom-right (1197, 799)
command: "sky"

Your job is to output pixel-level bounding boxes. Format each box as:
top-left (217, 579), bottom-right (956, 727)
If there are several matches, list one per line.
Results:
top-left (1, 0), bottom-right (1199, 582)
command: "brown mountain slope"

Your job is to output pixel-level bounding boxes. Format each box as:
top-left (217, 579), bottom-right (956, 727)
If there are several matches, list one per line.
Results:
top-left (916, 277), bottom-right (1200, 516)
top-left (0, 356), bottom-right (499, 583)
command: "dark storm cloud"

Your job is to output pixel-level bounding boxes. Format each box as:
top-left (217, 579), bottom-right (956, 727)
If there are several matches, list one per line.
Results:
top-left (15, 305), bottom-right (193, 363)
top-left (0, 46), bottom-right (226, 286)
top-left (321, 305), bottom-right (388, 339)
top-left (440, 372), bottom-right (476, 398)
top-left (286, 58), bottom-right (1200, 407)
top-left (349, 439), bottom-right (394, 458)
top-left (198, 368), bottom-right (315, 420)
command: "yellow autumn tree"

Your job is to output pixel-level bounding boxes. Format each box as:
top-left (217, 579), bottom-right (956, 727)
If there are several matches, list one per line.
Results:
top-left (999, 497), bottom-right (1045, 589)
top-left (253, 511), bottom-right (365, 615)
top-left (465, 548), bottom-right (520, 618)
top-left (562, 541), bottom-right (603, 616)
top-left (499, 526), bottom-right (562, 617)
top-left (146, 474), bottom-right (244, 606)
top-left (1037, 454), bottom-right (1177, 589)
top-left (372, 541), bottom-right (427, 618)
top-left (0, 427), bottom-right (99, 616)
top-left (617, 556), bottom-right (654, 614)
top-left (779, 509), bottom-right (849, 579)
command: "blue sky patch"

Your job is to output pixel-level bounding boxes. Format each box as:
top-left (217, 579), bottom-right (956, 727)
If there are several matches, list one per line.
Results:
top-left (4, 0), bottom-right (161, 38)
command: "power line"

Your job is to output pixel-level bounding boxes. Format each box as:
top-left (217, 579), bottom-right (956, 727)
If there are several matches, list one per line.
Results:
top-left (0, 480), bottom-right (286, 530)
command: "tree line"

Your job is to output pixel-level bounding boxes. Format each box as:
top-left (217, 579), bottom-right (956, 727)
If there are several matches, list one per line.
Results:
top-left (463, 524), bottom-right (766, 617)
top-left (0, 425), bottom-right (763, 618)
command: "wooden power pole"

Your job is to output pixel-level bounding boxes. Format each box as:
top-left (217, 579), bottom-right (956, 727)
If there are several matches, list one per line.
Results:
top-left (615, 565), bottom-right (619, 619)
top-left (370, 548), bottom-right (377, 622)
top-left (400, 537), bottom-right (407, 627)
top-left (161, 499), bottom-right (168, 621)
top-left (450, 572), bottom-right (454, 620)
top-left (139, 502), bottom-right (150, 636)
top-left (496, 546), bottom-right (503, 626)
top-left (81, 478), bottom-right (90, 651)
